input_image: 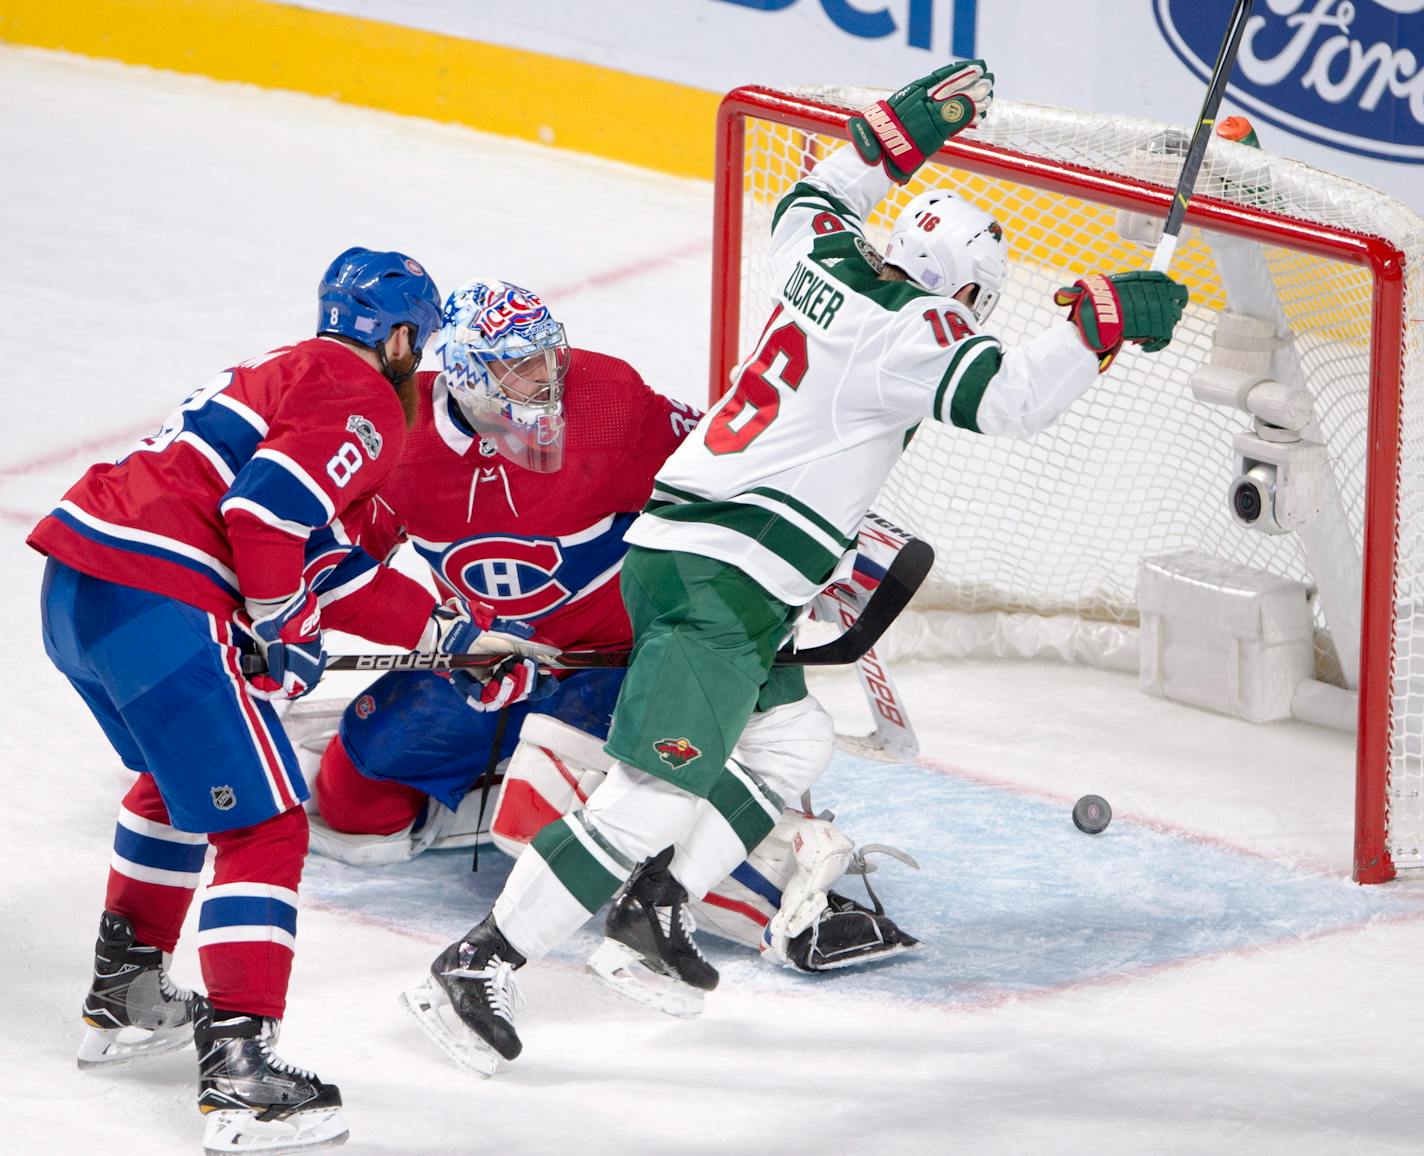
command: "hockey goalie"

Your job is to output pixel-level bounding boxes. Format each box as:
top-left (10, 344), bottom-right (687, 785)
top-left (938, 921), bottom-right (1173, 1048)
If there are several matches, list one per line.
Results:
top-left (289, 278), bottom-right (921, 1016)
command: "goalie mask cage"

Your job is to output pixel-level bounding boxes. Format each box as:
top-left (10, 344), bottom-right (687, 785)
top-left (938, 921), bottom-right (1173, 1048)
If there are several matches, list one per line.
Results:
top-left (710, 85), bottom-right (1424, 883)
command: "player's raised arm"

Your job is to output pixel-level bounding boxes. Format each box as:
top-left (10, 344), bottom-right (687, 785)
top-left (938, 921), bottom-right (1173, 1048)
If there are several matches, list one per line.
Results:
top-left (767, 61), bottom-right (994, 271)
top-left (875, 192), bottom-right (1189, 439)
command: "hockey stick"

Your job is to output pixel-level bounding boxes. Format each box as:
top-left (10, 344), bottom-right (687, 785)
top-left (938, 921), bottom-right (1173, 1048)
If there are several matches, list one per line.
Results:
top-left (1150, 0), bottom-right (1254, 274)
top-left (813, 515), bottom-right (922, 761)
top-left (242, 537), bottom-right (934, 677)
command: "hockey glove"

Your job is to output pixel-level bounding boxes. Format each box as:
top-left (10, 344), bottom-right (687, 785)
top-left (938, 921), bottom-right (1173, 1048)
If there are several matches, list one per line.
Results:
top-left (1053, 270), bottom-right (1189, 372)
top-left (848, 59), bottom-right (993, 185)
top-left (451, 655), bottom-right (558, 713)
top-left (243, 585), bottom-right (327, 700)
top-left (419, 595), bottom-right (561, 661)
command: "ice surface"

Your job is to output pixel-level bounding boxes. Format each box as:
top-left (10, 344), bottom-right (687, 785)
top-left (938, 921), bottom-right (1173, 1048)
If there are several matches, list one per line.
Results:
top-left (5, 45), bottom-right (1424, 1156)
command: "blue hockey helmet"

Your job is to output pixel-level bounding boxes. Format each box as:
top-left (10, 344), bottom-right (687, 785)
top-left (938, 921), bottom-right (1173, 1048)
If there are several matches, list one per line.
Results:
top-left (317, 247), bottom-right (443, 353)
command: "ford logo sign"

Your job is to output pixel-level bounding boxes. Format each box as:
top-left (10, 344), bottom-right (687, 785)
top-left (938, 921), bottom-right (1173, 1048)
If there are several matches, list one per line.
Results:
top-left (1154, 0), bottom-right (1424, 163)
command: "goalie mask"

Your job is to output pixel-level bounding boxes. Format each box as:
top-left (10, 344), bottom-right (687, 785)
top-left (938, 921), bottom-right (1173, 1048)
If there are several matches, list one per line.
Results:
top-left (435, 279), bottom-right (571, 472)
top-left (883, 190), bottom-right (1008, 323)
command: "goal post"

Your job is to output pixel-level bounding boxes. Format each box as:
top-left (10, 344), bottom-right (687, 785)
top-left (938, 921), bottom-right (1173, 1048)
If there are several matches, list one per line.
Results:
top-left (709, 84), bottom-right (1420, 883)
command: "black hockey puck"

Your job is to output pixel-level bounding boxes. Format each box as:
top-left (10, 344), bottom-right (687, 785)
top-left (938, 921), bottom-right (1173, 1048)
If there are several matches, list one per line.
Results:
top-left (1072, 795), bottom-right (1112, 834)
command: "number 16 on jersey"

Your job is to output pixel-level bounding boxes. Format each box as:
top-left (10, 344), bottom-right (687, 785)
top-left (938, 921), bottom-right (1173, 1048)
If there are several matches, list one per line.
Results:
top-left (706, 306), bottom-right (810, 455)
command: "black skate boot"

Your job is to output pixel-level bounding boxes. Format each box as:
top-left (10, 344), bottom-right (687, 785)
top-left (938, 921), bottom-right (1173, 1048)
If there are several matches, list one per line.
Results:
top-left (78, 910), bottom-right (198, 1069)
top-left (400, 915), bottom-right (527, 1077)
top-left (587, 847), bottom-right (718, 1018)
top-left (194, 998), bottom-right (347, 1155)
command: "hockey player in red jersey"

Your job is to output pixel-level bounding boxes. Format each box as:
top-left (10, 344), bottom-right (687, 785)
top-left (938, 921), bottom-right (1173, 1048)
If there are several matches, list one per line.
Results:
top-left (27, 249), bottom-right (532, 1155)
top-left (300, 280), bottom-right (921, 1022)
top-left (307, 277), bottom-right (701, 852)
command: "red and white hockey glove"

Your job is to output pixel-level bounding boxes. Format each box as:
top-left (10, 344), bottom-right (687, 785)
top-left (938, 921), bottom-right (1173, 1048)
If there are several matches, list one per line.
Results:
top-left (241, 585), bottom-right (327, 700)
top-left (452, 655), bottom-right (558, 713)
top-left (848, 60), bottom-right (993, 185)
top-left (1054, 270), bottom-right (1189, 372)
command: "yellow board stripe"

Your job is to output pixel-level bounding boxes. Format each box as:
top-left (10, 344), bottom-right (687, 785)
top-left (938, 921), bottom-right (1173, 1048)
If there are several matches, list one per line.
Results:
top-left (0, 0), bottom-right (720, 178)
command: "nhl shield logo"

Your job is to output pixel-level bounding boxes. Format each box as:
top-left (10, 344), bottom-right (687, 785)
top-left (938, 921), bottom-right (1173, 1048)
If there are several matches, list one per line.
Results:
top-left (653, 737), bottom-right (702, 769)
top-left (211, 785), bottom-right (237, 811)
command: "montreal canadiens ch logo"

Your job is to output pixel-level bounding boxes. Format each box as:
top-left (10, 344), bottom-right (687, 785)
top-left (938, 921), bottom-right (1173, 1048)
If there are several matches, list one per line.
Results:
top-left (440, 536), bottom-right (572, 619)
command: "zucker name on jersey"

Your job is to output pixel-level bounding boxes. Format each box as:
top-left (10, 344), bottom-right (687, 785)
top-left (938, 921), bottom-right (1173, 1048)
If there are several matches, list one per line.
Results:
top-left (398, 61), bottom-right (1189, 1079)
top-left (628, 104), bottom-right (1185, 606)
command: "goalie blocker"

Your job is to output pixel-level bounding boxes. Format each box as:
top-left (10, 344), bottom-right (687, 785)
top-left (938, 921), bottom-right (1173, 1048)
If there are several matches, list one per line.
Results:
top-left (493, 715), bottom-right (921, 979)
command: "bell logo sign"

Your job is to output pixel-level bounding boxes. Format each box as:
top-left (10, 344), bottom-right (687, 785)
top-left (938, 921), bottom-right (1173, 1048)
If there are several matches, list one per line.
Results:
top-left (712, 0), bottom-right (978, 58)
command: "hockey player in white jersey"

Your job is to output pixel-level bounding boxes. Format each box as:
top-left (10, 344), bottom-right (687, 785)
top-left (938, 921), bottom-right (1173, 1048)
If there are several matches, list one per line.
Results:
top-left (403, 60), bottom-right (1190, 1075)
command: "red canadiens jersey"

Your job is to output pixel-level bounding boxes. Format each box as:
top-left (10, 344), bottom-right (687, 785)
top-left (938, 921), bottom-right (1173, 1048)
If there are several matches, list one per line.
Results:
top-left (28, 338), bottom-right (413, 619)
top-left (323, 349), bottom-right (699, 651)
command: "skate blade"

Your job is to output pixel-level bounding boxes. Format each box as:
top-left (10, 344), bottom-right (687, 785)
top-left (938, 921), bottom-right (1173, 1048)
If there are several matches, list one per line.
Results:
top-left (77, 1022), bottom-right (193, 1069)
top-left (586, 940), bottom-right (705, 1019)
top-left (202, 1105), bottom-right (348, 1155)
top-left (398, 978), bottom-right (502, 1078)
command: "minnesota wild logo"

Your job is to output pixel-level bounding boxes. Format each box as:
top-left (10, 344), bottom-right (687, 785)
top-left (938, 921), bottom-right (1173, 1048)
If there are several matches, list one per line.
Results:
top-left (654, 737), bottom-right (702, 769)
top-left (941, 97), bottom-right (968, 125)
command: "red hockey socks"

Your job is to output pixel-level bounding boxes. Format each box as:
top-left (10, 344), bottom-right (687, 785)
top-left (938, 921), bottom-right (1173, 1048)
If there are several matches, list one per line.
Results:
top-left (199, 805), bottom-right (308, 1019)
top-left (105, 774), bottom-right (206, 954)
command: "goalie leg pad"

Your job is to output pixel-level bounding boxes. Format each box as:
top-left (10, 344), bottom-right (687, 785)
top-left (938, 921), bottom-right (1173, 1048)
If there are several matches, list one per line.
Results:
top-left (490, 715), bottom-right (613, 858)
top-left (764, 816), bottom-right (855, 960)
top-left (689, 810), bottom-right (924, 972)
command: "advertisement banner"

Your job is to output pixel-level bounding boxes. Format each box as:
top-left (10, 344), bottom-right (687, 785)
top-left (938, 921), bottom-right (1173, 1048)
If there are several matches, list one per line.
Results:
top-left (1155, 0), bottom-right (1424, 164)
top-left (236, 1), bottom-right (1424, 210)
top-left (291, 0), bottom-right (980, 88)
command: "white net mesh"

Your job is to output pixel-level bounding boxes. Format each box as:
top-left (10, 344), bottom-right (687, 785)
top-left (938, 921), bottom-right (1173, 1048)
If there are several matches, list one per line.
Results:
top-left (724, 89), bottom-right (1424, 877)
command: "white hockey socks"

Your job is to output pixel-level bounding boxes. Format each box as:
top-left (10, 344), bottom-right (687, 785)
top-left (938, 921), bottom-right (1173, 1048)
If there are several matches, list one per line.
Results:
top-left (492, 762), bottom-right (701, 959)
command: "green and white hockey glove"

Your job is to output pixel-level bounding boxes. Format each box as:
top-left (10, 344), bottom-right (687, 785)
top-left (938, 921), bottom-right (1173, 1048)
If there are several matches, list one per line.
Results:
top-left (848, 59), bottom-right (994, 186)
top-left (1053, 270), bottom-right (1189, 372)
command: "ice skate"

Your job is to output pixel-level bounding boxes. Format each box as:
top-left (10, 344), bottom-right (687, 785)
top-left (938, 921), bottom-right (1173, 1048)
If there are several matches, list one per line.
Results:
top-left (401, 915), bottom-right (526, 1077)
top-left (195, 999), bottom-right (347, 1155)
top-left (77, 910), bottom-right (198, 1069)
top-left (587, 849), bottom-right (718, 1019)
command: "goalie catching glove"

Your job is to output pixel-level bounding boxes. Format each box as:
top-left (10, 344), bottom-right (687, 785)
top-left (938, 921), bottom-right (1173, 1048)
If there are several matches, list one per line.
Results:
top-left (849, 59), bottom-right (993, 185)
top-left (1055, 270), bottom-right (1189, 372)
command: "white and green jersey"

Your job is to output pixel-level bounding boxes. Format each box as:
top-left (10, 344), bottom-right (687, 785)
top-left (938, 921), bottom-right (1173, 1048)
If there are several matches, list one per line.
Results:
top-left (625, 144), bottom-right (1100, 606)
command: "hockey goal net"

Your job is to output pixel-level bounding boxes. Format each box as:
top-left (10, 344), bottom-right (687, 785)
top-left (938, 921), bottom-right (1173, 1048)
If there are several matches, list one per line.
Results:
top-left (710, 85), bottom-right (1424, 883)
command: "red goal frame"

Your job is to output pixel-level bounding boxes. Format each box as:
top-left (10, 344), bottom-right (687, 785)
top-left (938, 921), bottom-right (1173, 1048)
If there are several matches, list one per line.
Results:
top-left (707, 85), bottom-right (1409, 883)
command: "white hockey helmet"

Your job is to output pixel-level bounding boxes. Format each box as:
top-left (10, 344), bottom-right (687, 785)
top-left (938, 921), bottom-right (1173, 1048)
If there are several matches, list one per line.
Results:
top-left (883, 190), bottom-right (1009, 323)
top-left (435, 279), bottom-right (572, 472)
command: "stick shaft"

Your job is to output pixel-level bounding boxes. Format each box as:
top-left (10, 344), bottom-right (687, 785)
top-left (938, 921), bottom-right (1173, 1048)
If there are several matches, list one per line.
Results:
top-left (1151, 0), bottom-right (1255, 273)
top-left (241, 538), bottom-right (935, 678)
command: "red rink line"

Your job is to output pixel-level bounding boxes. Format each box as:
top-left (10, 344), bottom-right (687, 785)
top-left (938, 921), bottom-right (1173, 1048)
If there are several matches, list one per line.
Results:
top-left (541, 239), bottom-right (708, 300)
top-left (304, 880), bottom-right (1424, 1022)
top-left (0, 420), bottom-right (154, 480)
top-left (0, 239), bottom-right (709, 516)
top-left (915, 754), bottom-right (1363, 882)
